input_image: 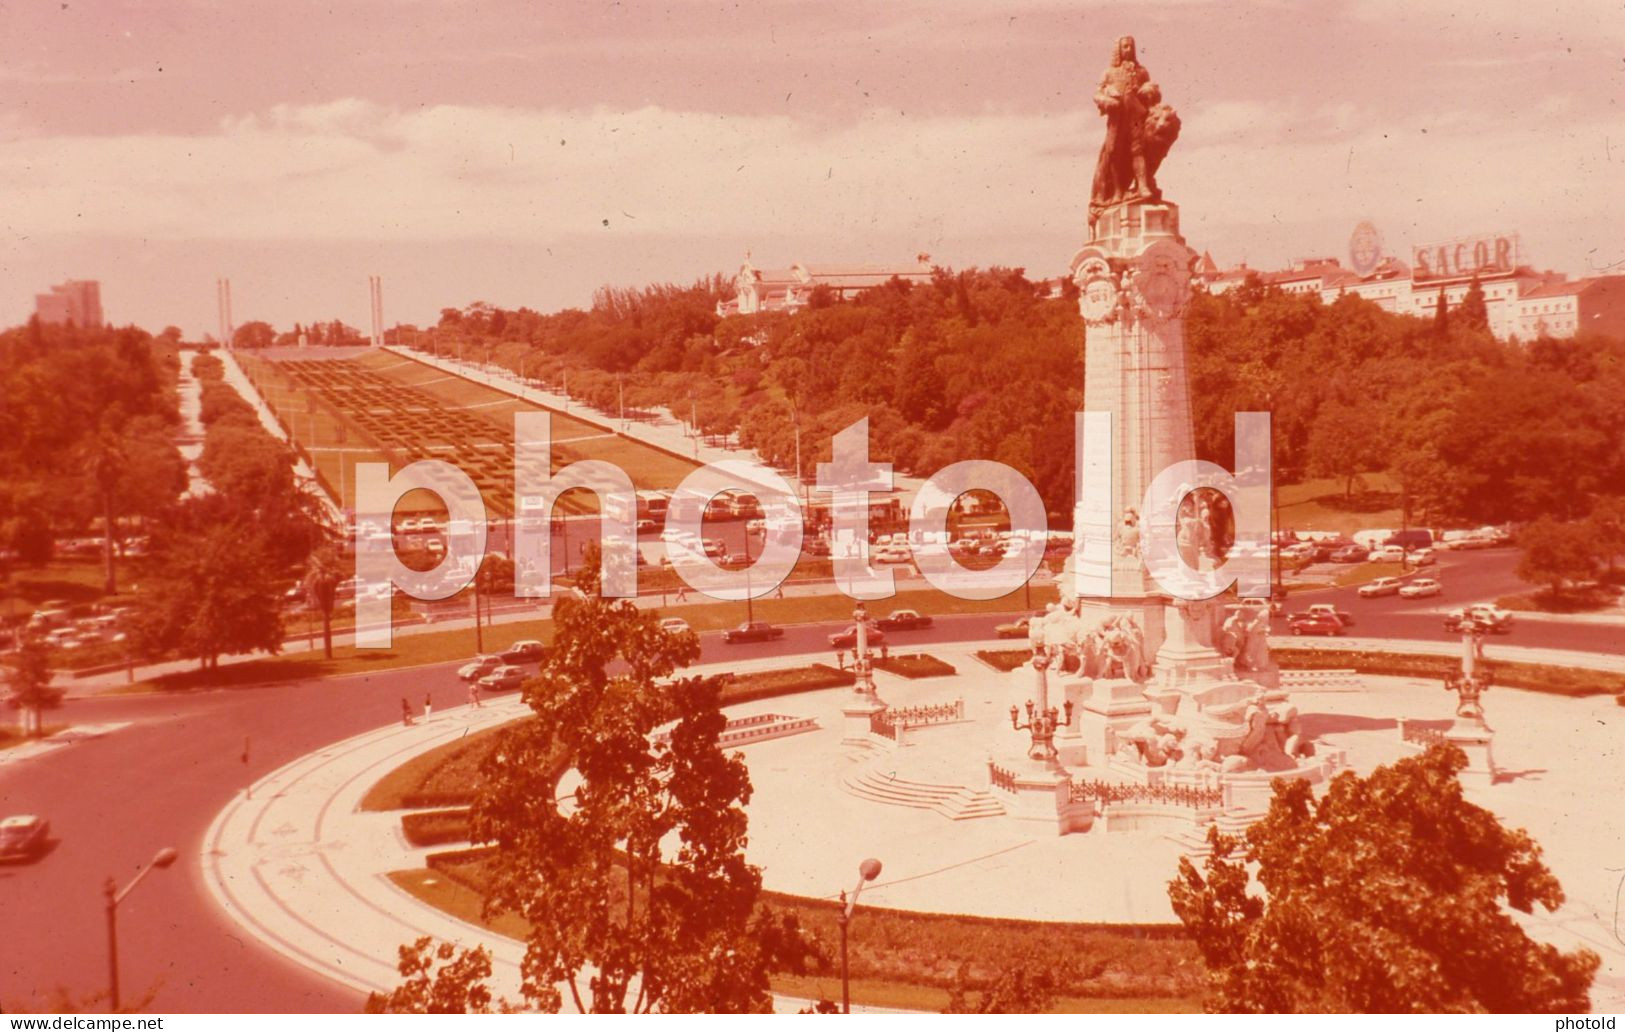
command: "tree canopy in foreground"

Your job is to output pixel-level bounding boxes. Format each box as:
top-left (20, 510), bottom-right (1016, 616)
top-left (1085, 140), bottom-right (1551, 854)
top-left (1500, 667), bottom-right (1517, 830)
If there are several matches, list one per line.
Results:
top-left (1168, 745), bottom-right (1598, 1013)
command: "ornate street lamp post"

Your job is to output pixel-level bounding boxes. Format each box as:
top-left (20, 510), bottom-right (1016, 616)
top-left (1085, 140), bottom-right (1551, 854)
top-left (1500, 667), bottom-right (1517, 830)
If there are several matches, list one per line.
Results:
top-left (1012, 618), bottom-right (1073, 766)
top-left (1445, 617), bottom-right (1491, 732)
top-left (852, 601), bottom-right (876, 698)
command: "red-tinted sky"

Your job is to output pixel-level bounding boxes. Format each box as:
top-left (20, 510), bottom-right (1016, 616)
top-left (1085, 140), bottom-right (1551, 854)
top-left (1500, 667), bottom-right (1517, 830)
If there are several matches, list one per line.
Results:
top-left (3, 0), bottom-right (1621, 335)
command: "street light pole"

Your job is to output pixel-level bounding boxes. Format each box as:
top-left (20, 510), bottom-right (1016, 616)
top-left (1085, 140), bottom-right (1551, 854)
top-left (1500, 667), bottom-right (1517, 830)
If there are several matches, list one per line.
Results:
top-left (105, 847), bottom-right (178, 1011)
top-left (837, 857), bottom-right (883, 1014)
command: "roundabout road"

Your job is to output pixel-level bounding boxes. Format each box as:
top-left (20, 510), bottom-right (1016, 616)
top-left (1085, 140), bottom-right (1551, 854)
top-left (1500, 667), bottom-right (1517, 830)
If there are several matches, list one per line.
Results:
top-left (2, 545), bottom-right (1617, 1011)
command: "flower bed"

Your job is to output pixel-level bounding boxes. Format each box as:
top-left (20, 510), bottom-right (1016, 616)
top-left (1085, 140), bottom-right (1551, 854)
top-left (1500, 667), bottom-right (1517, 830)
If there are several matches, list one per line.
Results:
top-left (401, 807), bottom-right (472, 847)
top-left (1276, 647), bottom-right (1625, 698)
top-left (975, 648), bottom-right (1032, 672)
top-left (873, 653), bottom-right (957, 679)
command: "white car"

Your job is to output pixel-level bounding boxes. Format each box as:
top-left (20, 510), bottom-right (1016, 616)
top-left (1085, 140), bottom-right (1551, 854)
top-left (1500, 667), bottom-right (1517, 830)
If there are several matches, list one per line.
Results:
top-left (1371, 545), bottom-right (1406, 563)
top-left (1409, 548), bottom-right (1436, 566)
top-left (658, 617), bottom-right (692, 635)
top-left (1398, 578), bottom-right (1442, 598)
top-left (1358, 576), bottom-right (1404, 598)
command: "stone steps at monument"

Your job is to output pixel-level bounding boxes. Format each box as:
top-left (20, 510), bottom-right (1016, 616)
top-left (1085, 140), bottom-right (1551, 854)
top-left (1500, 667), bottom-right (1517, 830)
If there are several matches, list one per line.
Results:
top-left (840, 766), bottom-right (1006, 821)
top-left (1166, 807), bottom-right (1267, 856)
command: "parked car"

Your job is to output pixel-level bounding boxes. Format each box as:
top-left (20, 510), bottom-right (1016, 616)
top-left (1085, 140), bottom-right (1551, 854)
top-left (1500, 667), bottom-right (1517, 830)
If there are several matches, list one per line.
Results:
top-left (658, 617), bottom-right (692, 635)
top-left (1330, 545), bottom-right (1370, 563)
top-left (1287, 613), bottom-right (1345, 636)
top-left (702, 538), bottom-right (727, 558)
top-left (1384, 529), bottom-right (1435, 552)
top-left (477, 665), bottom-right (527, 692)
top-left (1234, 597), bottom-right (1285, 616)
top-left (1370, 545), bottom-right (1406, 563)
top-left (723, 621), bottom-right (784, 644)
top-left (1357, 576), bottom-right (1405, 598)
top-left (457, 654), bottom-right (503, 681)
top-left (1443, 605), bottom-right (1514, 633)
top-left (1409, 547), bottom-right (1436, 566)
top-left (1280, 542), bottom-right (1317, 561)
top-left (829, 624), bottom-right (887, 650)
top-left (0, 815), bottom-right (50, 862)
top-left (720, 552), bottom-right (752, 568)
top-left (500, 640), bottom-right (546, 664)
top-left (636, 519), bottom-right (659, 535)
top-left (1398, 578), bottom-right (1443, 598)
top-left (875, 609), bottom-right (933, 631)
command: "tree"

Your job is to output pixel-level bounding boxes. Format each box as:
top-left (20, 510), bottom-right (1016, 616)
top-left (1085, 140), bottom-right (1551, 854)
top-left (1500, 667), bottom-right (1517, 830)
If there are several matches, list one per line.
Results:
top-left (1515, 517), bottom-right (1598, 601)
top-left (131, 497), bottom-right (287, 670)
top-left (1433, 287), bottom-right (1449, 333)
top-left (302, 545), bottom-right (344, 658)
top-left (364, 937), bottom-right (499, 1014)
top-left (464, 552), bottom-right (817, 1013)
top-left (3, 632), bottom-right (62, 737)
top-left (943, 953), bottom-right (1067, 1013)
top-left (1585, 495), bottom-right (1625, 576)
top-left (1458, 277), bottom-right (1489, 333)
top-left (1305, 398), bottom-right (1382, 499)
top-left (231, 321), bottom-right (276, 350)
top-left (1168, 745), bottom-right (1599, 1013)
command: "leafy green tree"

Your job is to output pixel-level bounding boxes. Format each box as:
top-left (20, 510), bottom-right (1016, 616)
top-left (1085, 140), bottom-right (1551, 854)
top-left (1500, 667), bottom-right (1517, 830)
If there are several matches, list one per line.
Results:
top-left (302, 545), bottom-right (344, 658)
top-left (231, 321), bottom-right (276, 350)
top-left (3, 632), bottom-right (62, 737)
top-left (1458, 277), bottom-right (1489, 333)
top-left (1168, 745), bottom-right (1598, 1013)
top-left (364, 937), bottom-right (499, 1014)
top-left (1515, 517), bottom-right (1598, 601)
top-left (131, 496), bottom-right (287, 670)
top-left (466, 553), bottom-right (815, 1013)
top-left (943, 953), bottom-right (1067, 1013)
top-left (1305, 398), bottom-right (1382, 500)
top-left (1586, 495), bottom-right (1625, 576)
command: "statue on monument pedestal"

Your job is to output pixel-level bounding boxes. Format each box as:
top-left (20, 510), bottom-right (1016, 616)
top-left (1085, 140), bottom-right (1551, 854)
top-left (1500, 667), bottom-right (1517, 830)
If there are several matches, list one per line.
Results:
top-left (1089, 35), bottom-right (1182, 232)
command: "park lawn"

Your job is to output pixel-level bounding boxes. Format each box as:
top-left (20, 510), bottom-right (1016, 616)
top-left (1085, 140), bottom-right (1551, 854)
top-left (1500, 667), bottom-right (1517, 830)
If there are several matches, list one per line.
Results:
top-left (385, 864), bottom-right (1203, 1013)
top-left (1274, 474), bottom-right (1403, 538)
top-left (362, 721), bottom-right (518, 811)
top-left (1, 557), bottom-right (127, 611)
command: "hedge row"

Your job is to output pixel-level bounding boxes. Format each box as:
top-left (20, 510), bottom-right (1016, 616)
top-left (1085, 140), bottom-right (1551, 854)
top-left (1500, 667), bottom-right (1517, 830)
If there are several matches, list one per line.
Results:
top-left (401, 807), bottom-right (473, 847)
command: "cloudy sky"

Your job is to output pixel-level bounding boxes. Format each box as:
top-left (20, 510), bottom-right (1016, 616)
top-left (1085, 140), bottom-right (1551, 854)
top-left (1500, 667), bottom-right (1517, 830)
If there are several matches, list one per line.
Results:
top-left (3, 0), bottom-right (1622, 337)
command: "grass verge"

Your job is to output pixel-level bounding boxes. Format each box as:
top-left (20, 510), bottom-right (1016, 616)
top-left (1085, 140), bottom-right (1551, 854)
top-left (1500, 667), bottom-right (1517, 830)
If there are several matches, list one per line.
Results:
top-left (874, 654), bottom-right (957, 678)
top-left (1275, 647), bottom-right (1625, 698)
top-left (390, 853), bottom-right (1203, 1012)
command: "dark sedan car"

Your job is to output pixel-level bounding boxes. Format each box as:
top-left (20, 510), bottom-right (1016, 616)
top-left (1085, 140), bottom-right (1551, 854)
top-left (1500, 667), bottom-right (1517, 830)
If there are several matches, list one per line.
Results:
top-left (1330, 545), bottom-right (1370, 563)
top-left (1287, 614), bottom-right (1345, 636)
top-left (0, 815), bottom-right (50, 862)
top-left (500, 639), bottom-right (547, 664)
top-left (723, 621), bottom-right (785, 644)
top-left (874, 609), bottom-right (934, 632)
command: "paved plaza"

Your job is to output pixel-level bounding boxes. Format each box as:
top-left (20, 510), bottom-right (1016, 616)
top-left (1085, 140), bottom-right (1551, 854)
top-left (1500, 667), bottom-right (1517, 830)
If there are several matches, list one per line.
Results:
top-left (201, 640), bottom-right (1625, 1010)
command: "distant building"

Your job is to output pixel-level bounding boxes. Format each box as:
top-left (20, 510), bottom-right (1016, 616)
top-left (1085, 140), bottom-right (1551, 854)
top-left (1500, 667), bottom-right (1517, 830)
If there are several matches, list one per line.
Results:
top-left (1516, 277), bottom-right (1625, 341)
top-left (1198, 241), bottom-right (1625, 342)
top-left (34, 280), bottom-right (104, 329)
top-left (718, 255), bottom-right (935, 316)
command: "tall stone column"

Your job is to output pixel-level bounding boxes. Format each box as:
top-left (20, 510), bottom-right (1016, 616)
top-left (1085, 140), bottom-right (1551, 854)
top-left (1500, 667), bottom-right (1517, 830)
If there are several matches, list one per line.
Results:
top-left (1069, 200), bottom-right (1228, 699)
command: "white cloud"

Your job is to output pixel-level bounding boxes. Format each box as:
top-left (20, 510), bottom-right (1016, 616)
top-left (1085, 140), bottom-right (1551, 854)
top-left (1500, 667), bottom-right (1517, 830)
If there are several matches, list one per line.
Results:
top-left (2, 97), bottom-right (1620, 283)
